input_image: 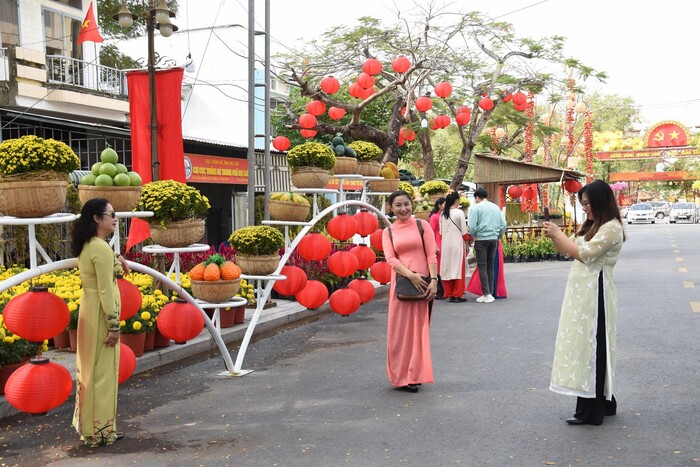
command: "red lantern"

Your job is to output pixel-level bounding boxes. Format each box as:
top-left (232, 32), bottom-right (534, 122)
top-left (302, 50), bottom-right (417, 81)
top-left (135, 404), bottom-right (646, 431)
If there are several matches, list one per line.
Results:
top-left (455, 112), bottom-right (470, 126)
top-left (4, 357), bottom-right (72, 414)
top-left (118, 278), bottom-right (142, 321)
top-left (298, 113), bottom-right (317, 129)
top-left (514, 101), bottom-right (528, 112)
top-left (392, 55), bottom-right (411, 73)
top-left (415, 96), bottom-right (432, 112)
top-left (320, 75), bottom-right (340, 94)
top-left (363, 58), bottom-right (383, 75)
top-left (348, 278), bottom-right (376, 304)
top-left (507, 185), bottom-right (523, 199)
top-left (457, 105), bottom-right (471, 115)
top-left (328, 106), bottom-right (346, 120)
top-left (350, 245), bottom-right (376, 270)
top-left (398, 134), bottom-right (405, 147)
top-left (522, 186), bottom-right (535, 199)
top-left (348, 82), bottom-right (363, 98)
top-left (400, 127), bottom-right (416, 141)
top-left (328, 251), bottom-right (359, 277)
top-left (429, 119), bottom-right (440, 131)
top-left (354, 210), bottom-right (379, 236)
top-left (564, 179), bottom-right (583, 193)
top-left (295, 280), bottom-right (329, 309)
top-left (272, 135), bottom-right (291, 151)
top-left (434, 81), bottom-right (453, 98)
top-left (503, 93), bottom-right (513, 102)
top-left (356, 72), bottom-right (375, 89)
top-left (369, 261), bottom-right (392, 284)
top-left (297, 233), bottom-right (332, 261)
top-left (434, 114), bottom-right (450, 129)
top-left (300, 129), bottom-right (317, 138)
top-left (479, 96), bottom-right (494, 111)
top-left (327, 213), bottom-right (357, 241)
top-left (306, 100), bottom-right (326, 116)
top-left (359, 86), bottom-right (375, 100)
top-left (2, 286), bottom-right (69, 342)
top-left (329, 288), bottom-right (361, 316)
top-left (118, 343), bottom-right (136, 384)
top-left (369, 228), bottom-right (384, 251)
top-left (512, 91), bottom-right (527, 105)
top-left (157, 299), bottom-right (204, 344)
top-left (272, 265), bottom-right (308, 297)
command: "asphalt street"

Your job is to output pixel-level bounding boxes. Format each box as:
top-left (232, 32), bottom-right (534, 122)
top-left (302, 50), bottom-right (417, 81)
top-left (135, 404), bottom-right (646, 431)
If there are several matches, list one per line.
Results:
top-left (1, 221), bottom-right (699, 466)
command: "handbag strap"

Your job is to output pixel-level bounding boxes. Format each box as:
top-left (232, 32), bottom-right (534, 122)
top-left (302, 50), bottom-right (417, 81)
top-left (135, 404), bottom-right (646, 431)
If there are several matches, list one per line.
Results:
top-left (387, 218), bottom-right (427, 261)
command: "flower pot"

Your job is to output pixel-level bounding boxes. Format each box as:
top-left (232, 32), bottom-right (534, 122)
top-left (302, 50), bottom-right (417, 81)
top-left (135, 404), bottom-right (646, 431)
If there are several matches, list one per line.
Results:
top-left (268, 199), bottom-right (310, 222)
top-left (413, 211), bottom-right (431, 221)
top-left (149, 219), bottom-right (205, 248)
top-left (120, 332), bottom-right (146, 357)
top-left (53, 330), bottom-right (70, 349)
top-left (356, 160), bottom-right (381, 177)
top-left (0, 360), bottom-right (29, 396)
top-left (190, 279), bottom-right (241, 303)
top-left (369, 178), bottom-right (400, 193)
top-left (144, 331), bottom-right (155, 351)
top-left (290, 166), bottom-right (332, 189)
top-left (233, 305), bottom-right (246, 324)
top-left (78, 185), bottom-right (142, 212)
top-left (236, 254), bottom-right (280, 276)
top-left (219, 307), bottom-right (236, 328)
top-left (0, 179), bottom-right (68, 218)
top-left (154, 328), bottom-right (170, 348)
top-left (333, 156), bottom-right (358, 175)
top-left (68, 328), bottom-right (78, 352)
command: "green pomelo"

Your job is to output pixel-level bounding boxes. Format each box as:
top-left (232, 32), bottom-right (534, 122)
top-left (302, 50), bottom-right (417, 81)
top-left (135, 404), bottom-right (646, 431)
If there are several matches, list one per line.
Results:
top-left (98, 162), bottom-right (117, 177)
top-left (100, 146), bottom-right (119, 164)
top-left (116, 163), bottom-right (128, 174)
top-left (91, 162), bottom-right (103, 176)
top-left (113, 173), bottom-right (131, 186)
top-left (79, 174), bottom-right (97, 185)
top-left (94, 174), bottom-right (114, 186)
top-left (127, 171), bottom-right (143, 186)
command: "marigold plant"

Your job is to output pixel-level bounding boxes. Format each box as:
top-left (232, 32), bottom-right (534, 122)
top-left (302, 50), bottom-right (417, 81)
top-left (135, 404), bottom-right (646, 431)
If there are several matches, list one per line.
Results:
top-left (347, 141), bottom-right (383, 161)
top-left (0, 135), bottom-right (80, 176)
top-left (135, 180), bottom-right (210, 225)
top-left (229, 226), bottom-right (284, 256)
top-left (286, 142), bottom-right (336, 170)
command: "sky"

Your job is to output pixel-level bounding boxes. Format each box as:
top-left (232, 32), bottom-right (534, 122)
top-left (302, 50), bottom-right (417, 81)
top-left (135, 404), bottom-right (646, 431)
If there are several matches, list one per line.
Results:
top-left (171, 0), bottom-right (700, 131)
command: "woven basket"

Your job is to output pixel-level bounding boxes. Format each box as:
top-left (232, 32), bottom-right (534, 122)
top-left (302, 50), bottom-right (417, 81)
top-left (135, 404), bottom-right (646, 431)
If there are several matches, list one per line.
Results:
top-left (369, 178), bottom-right (400, 193)
top-left (414, 210), bottom-right (431, 220)
top-left (269, 199), bottom-right (310, 222)
top-left (190, 279), bottom-right (241, 303)
top-left (290, 166), bottom-right (331, 189)
top-left (149, 219), bottom-right (205, 248)
top-left (333, 157), bottom-right (358, 175)
top-left (0, 179), bottom-right (67, 218)
top-left (356, 160), bottom-right (381, 176)
top-left (236, 254), bottom-right (280, 276)
top-left (78, 185), bottom-right (141, 212)
top-left (428, 193), bottom-right (447, 203)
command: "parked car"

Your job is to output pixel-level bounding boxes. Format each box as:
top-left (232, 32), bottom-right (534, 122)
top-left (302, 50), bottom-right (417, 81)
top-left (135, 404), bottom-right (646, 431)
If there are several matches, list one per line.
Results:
top-left (627, 203), bottom-right (655, 224)
top-left (669, 202), bottom-right (699, 223)
top-left (648, 201), bottom-right (671, 220)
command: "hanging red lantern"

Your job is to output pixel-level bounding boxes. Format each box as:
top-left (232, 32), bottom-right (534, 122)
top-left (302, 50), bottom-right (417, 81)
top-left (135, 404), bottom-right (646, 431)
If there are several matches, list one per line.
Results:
top-left (369, 228), bottom-right (384, 251)
top-left (4, 357), bottom-right (72, 415)
top-left (157, 299), bottom-right (204, 344)
top-left (329, 288), bottom-right (361, 316)
top-left (434, 81), bottom-right (453, 98)
top-left (507, 185), bottom-right (523, 199)
top-left (457, 105), bottom-right (471, 115)
top-left (272, 135), bottom-right (291, 151)
top-left (522, 186), bottom-right (535, 199)
top-left (295, 280), bottom-right (329, 309)
top-left (348, 278), bottom-right (376, 304)
top-left (359, 86), bottom-right (375, 100)
top-left (514, 101), bottom-right (528, 112)
top-left (400, 127), bottom-right (416, 141)
top-left (350, 245), bottom-right (376, 270)
top-left (297, 233), bottom-right (332, 261)
top-left (320, 75), bottom-right (340, 94)
top-left (117, 278), bottom-right (142, 321)
top-left (564, 179), bottom-right (583, 193)
top-left (354, 210), bottom-right (379, 236)
top-left (298, 113), bottom-right (317, 129)
top-left (398, 134), bottom-right (405, 147)
top-left (118, 343), bottom-right (136, 384)
top-left (362, 57), bottom-right (383, 75)
top-left (429, 119), bottom-right (440, 131)
top-left (348, 82), bottom-right (363, 98)
top-left (2, 286), bottom-right (69, 342)
top-left (356, 72), bottom-right (375, 89)
top-left (328, 251), bottom-right (359, 277)
top-left (512, 92), bottom-right (527, 105)
top-left (328, 106), bottom-right (346, 120)
top-left (455, 112), bottom-right (470, 126)
top-left (327, 213), bottom-right (357, 241)
top-left (392, 55), bottom-right (411, 73)
top-left (300, 129), bottom-right (317, 138)
top-left (415, 96), bottom-right (432, 112)
top-left (479, 96), bottom-right (494, 111)
top-left (306, 100), bottom-right (326, 117)
top-left (272, 265), bottom-right (308, 297)
top-left (434, 114), bottom-right (450, 129)
top-left (503, 93), bottom-right (513, 102)
top-left (369, 261), bottom-right (392, 284)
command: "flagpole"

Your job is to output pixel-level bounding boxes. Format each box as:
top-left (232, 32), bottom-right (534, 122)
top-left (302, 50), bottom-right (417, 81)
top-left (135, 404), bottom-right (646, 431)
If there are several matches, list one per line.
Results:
top-left (147, 2), bottom-right (160, 182)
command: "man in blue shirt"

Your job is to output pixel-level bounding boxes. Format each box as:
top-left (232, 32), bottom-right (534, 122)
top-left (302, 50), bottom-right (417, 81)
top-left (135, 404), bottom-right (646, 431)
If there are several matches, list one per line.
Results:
top-left (467, 187), bottom-right (507, 303)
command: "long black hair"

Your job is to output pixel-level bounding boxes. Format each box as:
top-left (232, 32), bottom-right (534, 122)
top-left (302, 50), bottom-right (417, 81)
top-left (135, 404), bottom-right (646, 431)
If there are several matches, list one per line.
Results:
top-left (442, 192), bottom-right (460, 219)
top-left (430, 197), bottom-right (446, 215)
top-left (576, 179), bottom-right (626, 241)
top-left (71, 198), bottom-right (110, 257)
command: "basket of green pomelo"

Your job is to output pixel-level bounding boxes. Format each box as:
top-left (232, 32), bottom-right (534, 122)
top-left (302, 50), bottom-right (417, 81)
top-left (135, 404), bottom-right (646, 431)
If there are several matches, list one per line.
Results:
top-left (78, 146), bottom-right (143, 212)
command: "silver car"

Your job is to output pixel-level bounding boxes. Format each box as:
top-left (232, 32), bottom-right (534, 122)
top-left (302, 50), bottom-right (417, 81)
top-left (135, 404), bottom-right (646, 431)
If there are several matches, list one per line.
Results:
top-left (649, 201), bottom-right (671, 220)
top-left (669, 202), bottom-right (698, 223)
top-left (627, 203), bottom-right (655, 224)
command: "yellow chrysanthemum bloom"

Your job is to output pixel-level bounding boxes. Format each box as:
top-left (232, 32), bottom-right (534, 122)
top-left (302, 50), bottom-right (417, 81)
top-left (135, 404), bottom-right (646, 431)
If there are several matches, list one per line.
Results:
top-left (132, 321), bottom-right (142, 331)
top-left (141, 311), bottom-right (151, 320)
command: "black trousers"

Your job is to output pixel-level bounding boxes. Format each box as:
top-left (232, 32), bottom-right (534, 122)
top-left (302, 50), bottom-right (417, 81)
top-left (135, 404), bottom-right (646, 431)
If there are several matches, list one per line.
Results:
top-left (574, 271), bottom-right (617, 425)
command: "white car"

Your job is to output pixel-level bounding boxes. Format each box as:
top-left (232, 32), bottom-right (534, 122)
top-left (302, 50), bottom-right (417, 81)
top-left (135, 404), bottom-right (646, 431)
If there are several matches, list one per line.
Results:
top-left (627, 203), bottom-right (655, 224)
top-left (669, 202), bottom-right (698, 223)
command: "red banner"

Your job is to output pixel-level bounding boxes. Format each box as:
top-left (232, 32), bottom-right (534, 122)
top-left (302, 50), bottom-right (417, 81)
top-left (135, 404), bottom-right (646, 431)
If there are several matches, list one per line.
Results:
top-left (595, 147), bottom-right (700, 160)
top-left (609, 171), bottom-right (694, 182)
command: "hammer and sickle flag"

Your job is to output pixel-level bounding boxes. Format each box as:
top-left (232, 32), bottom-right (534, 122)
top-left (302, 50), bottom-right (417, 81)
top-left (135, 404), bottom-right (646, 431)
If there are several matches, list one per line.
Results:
top-left (77, 1), bottom-right (104, 45)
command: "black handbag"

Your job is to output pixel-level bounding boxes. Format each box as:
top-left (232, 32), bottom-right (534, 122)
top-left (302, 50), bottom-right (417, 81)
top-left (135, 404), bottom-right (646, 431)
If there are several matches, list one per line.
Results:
top-left (387, 220), bottom-right (431, 301)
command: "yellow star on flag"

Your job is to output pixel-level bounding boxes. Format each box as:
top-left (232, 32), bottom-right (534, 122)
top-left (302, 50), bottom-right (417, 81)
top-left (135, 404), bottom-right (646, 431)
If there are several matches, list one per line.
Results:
top-left (82, 19), bottom-right (91, 29)
top-left (669, 130), bottom-right (680, 140)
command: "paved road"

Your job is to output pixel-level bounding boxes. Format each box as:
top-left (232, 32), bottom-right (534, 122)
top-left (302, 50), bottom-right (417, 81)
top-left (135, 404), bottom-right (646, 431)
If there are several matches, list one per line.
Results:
top-left (1, 222), bottom-right (699, 466)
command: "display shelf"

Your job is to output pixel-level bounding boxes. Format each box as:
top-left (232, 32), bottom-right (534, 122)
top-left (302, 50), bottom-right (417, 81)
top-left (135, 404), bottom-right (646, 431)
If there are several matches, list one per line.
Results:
top-left (195, 297), bottom-right (248, 333)
top-left (262, 220), bottom-right (313, 248)
top-left (0, 213), bottom-right (78, 269)
top-left (290, 188), bottom-right (339, 217)
top-left (142, 243), bottom-right (211, 284)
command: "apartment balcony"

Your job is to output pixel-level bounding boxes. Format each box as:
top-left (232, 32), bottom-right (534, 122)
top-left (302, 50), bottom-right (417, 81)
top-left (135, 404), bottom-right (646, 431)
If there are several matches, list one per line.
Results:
top-left (46, 55), bottom-right (128, 98)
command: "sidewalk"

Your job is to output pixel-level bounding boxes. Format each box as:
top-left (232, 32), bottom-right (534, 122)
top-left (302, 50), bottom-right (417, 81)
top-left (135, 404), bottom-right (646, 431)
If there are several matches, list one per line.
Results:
top-left (0, 284), bottom-right (389, 420)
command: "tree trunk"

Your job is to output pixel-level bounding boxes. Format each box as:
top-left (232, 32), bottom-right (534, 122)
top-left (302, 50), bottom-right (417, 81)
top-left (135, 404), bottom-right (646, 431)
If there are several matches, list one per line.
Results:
top-left (382, 98), bottom-right (405, 164)
top-left (419, 129), bottom-right (435, 181)
top-left (452, 144), bottom-right (473, 190)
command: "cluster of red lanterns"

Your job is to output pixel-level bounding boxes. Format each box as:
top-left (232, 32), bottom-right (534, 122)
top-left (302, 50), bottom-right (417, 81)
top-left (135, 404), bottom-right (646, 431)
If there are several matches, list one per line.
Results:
top-left (503, 91), bottom-right (528, 112)
top-left (455, 106), bottom-right (471, 126)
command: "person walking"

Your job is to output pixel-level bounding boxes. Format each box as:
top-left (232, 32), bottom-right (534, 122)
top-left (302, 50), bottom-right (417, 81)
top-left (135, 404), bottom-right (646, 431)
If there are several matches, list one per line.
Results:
top-left (71, 198), bottom-right (128, 446)
top-left (467, 187), bottom-right (507, 303)
top-left (542, 179), bottom-right (625, 426)
top-left (429, 197), bottom-right (446, 299)
top-left (383, 190), bottom-right (438, 393)
top-left (439, 192), bottom-right (469, 303)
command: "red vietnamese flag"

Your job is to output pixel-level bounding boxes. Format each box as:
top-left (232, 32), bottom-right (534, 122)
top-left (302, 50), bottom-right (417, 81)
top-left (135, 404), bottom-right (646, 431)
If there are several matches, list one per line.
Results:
top-left (77, 1), bottom-right (104, 45)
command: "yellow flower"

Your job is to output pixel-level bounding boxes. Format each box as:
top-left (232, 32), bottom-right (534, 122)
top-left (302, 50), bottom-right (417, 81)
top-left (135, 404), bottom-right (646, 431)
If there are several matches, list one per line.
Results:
top-left (141, 311), bottom-right (151, 320)
top-left (132, 321), bottom-right (142, 331)
top-left (4, 336), bottom-right (14, 343)
top-left (120, 320), bottom-right (126, 327)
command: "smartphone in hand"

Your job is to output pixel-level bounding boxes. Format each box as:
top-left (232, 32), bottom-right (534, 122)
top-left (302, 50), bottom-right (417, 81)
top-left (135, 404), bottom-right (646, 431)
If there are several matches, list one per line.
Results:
top-left (543, 207), bottom-right (550, 222)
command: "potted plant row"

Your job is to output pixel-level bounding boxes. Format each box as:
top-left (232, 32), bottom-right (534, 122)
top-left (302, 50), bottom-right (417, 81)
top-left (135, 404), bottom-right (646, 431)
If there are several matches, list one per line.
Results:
top-left (286, 142), bottom-right (336, 189)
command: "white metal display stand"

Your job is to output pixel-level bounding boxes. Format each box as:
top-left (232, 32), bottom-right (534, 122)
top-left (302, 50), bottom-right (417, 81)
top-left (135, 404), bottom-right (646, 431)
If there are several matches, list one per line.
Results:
top-left (0, 213), bottom-right (77, 269)
top-left (142, 243), bottom-right (211, 284)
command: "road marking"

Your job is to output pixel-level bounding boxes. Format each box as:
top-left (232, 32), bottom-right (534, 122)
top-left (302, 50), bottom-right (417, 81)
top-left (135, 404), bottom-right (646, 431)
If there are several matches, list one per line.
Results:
top-left (679, 267), bottom-right (688, 272)
top-left (671, 243), bottom-right (678, 248)
top-left (676, 257), bottom-right (684, 262)
top-left (691, 302), bottom-right (700, 313)
top-left (673, 249), bottom-right (681, 254)
top-left (683, 281), bottom-right (695, 288)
